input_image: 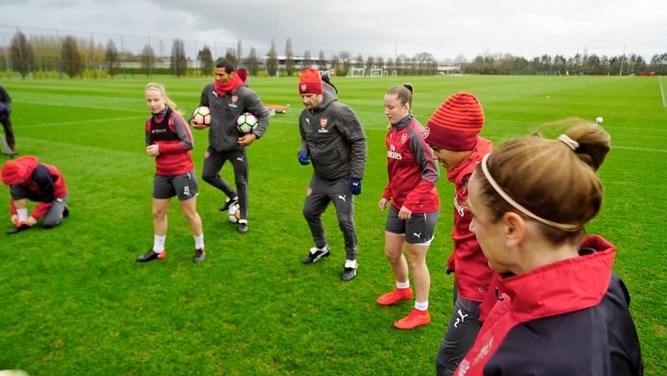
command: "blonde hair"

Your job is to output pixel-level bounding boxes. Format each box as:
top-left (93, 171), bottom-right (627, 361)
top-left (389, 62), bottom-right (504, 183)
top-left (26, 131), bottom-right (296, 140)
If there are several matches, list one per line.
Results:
top-left (476, 119), bottom-right (611, 243)
top-left (145, 82), bottom-right (181, 114)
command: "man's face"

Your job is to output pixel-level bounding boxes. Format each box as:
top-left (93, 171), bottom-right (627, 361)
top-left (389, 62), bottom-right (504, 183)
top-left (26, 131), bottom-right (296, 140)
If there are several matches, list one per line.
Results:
top-left (300, 93), bottom-right (322, 109)
top-left (215, 67), bottom-right (233, 83)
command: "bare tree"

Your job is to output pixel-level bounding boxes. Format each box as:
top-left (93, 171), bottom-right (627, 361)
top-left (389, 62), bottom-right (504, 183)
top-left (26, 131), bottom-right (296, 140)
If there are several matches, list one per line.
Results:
top-left (170, 39), bottom-right (187, 77)
top-left (10, 31), bottom-right (35, 79)
top-left (198, 45), bottom-right (214, 76)
top-left (140, 44), bottom-right (155, 77)
top-left (246, 47), bottom-right (259, 76)
top-left (318, 50), bottom-right (328, 70)
top-left (105, 39), bottom-right (121, 77)
top-left (61, 36), bottom-right (83, 78)
top-left (285, 38), bottom-right (295, 76)
top-left (224, 48), bottom-right (237, 66)
top-left (302, 50), bottom-right (312, 68)
top-left (266, 40), bottom-right (278, 77)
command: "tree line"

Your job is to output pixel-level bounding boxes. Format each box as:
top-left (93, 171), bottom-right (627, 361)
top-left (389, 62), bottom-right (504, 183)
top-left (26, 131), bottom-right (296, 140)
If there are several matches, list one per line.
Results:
top-left (3, 31), bottom-right (666, 79)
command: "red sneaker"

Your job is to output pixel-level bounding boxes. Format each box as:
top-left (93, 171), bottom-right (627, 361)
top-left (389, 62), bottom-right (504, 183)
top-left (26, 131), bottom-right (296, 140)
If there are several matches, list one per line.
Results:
top-left (393, 309), bottom-right (431, 330)
top-left (376, 288), bottom-right (413, 306)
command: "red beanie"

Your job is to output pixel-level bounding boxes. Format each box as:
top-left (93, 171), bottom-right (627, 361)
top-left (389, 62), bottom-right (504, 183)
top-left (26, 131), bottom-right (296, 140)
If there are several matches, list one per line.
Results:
top-left (1, 160), bottom-right (27, 185)
top-left (425, 91), bottom-right (485, 151)
top-left (298, 68), bottom-right (323, 94)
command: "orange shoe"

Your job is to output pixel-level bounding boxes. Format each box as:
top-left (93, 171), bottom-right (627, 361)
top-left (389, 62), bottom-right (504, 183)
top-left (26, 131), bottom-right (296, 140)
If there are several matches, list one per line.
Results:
top-left (393, 309), bottom-right (430, 330)
top-left (376, 288), bottom-right (413, 306)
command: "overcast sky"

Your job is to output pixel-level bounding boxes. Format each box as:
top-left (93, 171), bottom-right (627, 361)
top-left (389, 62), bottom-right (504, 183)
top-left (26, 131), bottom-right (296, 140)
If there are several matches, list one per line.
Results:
top-left (1, 0), bottom-right (665, 62)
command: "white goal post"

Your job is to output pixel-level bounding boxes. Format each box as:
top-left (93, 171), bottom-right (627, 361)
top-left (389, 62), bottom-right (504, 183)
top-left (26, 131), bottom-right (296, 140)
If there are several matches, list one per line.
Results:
top-left (369, 68), bottom-right (383, 77)
top-left (348, 67), bottom-right (365, 77)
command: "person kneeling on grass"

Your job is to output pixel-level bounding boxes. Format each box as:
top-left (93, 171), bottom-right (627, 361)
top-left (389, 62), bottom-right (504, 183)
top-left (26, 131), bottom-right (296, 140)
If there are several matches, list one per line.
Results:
top-left (1, 155), bottom-right (69, 234)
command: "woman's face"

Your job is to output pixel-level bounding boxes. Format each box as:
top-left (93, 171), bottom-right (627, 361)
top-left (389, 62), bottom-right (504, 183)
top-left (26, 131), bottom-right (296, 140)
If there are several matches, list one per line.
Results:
top-left (383, 93), bottom-right (409, 124)
top-left (145, 88), bottom-right (165, 114)
top-left (467, 172), bottom-right (511, 273)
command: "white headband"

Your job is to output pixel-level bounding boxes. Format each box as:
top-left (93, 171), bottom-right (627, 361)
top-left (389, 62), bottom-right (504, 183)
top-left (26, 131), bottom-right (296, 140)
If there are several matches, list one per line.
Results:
top-left (480, 153), bottom-right (583, 232)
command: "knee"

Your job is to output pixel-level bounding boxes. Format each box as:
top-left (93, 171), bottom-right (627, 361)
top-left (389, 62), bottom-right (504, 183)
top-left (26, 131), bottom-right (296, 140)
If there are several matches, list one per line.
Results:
top-left (42, 220), bottom-right (61, 229)
top-left (201, 172), bottom-right (216, 184)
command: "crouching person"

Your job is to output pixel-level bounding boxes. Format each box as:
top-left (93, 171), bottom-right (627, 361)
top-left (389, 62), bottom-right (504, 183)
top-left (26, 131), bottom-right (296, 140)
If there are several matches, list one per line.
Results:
top-left (1, 155), bottom-right (69, 234)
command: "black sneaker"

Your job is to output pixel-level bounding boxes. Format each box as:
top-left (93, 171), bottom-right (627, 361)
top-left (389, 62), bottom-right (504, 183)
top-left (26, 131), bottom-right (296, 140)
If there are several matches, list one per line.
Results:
top-left (302, 246), bottom-right (330, 264)
top-left (7, 223), bottom-right (30, 235)
top-left (193, 248), bottom-right (206, 263)
top-left (341, 259), bottom-right (358, 281)
top-left (238, 222), bottom-right (248, 233)
top-left (219, 196), bottom-right (239, 211)
top-left (136, 250), bottom-right (166, 262)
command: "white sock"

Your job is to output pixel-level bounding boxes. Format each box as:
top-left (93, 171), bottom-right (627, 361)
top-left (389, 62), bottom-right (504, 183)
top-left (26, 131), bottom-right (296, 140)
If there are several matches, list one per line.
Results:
top-left (17, 208), bottom-right (28, 222)
top-left (396, 280), bottom-right (410, 289)
top-left (194, 234), bottom-right (204, 250)
top-left (344, 259), bottom-right (357, 268)
top-left (415, 300), bottom-right (429, 311)
top-left (153, 235), bottom-right (166, 252)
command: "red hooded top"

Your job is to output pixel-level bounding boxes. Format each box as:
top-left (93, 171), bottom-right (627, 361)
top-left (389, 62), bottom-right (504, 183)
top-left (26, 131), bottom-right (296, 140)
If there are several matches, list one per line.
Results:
top-left (446, 137), bottom-right (494, 306)
top-left (3, 156), bottom-right (68, 219)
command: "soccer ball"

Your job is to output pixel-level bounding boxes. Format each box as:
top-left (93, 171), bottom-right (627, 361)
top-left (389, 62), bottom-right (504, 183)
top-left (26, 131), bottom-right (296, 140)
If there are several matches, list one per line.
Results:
top-left (595, 116), bottom-right (604, 125)
top-left (191, 106), bottom-right (211, 126)
top-left (236, 112), bottom-right (258, 134)
top-left (228, 203), bottom-right (240, 223)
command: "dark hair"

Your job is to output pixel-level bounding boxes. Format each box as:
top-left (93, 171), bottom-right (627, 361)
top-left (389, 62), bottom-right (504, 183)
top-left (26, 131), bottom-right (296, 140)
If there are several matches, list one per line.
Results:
top-left (386, 84), bottom-right (414, 110)
top-left (215, 59), bottom-right (235, 73)
top-left (321, 74), bottom-right (337, 93)
top-left (476, 120), bottom-right (611, 243)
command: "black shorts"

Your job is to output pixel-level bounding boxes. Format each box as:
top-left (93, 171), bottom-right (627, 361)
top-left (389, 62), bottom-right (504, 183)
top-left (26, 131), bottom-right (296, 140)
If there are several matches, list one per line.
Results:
top-left (385, 205), bottom-right (439, 245)
top-left (153, 170), bottom-right (198, 200)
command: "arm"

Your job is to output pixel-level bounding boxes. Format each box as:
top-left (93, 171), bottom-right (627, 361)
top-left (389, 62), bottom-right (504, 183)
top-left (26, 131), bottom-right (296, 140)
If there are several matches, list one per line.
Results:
top-left (338, 106), bottom-right (367, 179)
top-left (403, 134), bottom-right (439, 211)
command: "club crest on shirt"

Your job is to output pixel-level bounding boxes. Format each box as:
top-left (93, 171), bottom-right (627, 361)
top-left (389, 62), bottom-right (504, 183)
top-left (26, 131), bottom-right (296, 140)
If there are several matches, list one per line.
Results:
top-left (318, 118), bottom-right (329, 133)
top-left (401, 133), bottom-right (408, 144)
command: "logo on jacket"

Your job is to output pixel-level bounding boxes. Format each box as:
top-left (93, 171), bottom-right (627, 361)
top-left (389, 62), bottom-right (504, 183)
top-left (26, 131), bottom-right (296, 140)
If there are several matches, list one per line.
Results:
top-left (401, 133), bottom-right (408, 144)
top-left (387, 144), bottom-right (402, 160)
top-left (318, 118), bottom-right (329, 133)
top-left (231, 95), bottom-right (238, 104)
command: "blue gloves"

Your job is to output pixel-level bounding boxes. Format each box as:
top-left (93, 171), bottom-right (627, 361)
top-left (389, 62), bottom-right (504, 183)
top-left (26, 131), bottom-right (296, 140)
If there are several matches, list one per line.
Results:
top-left (297, 151), bottom-right (310, 165)
top-left (349, 178), bottom-right (362, 195)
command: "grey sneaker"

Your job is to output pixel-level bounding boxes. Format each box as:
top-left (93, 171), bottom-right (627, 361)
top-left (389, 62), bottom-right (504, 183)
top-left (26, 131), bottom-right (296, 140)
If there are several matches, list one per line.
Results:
top-left (193, 248), bottom-right (206, 263)
top-left (341, 259), bottom-right (358, 281)
top-left (302, 246), bottom-right (330, 264)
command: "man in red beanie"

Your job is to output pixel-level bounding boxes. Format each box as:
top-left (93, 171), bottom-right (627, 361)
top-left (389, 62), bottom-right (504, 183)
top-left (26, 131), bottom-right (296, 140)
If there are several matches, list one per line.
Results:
top-left (1, 155), bottom-right (69, 234)
top-left (296, 68), bottom-right (367, 281)
top-left (424, 92), bottom-right (495, 376)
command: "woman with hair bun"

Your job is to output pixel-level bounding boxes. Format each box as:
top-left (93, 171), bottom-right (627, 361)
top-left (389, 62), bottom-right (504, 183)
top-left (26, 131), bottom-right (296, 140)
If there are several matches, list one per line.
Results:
top-left (455, 120), bottom-right (643, 376)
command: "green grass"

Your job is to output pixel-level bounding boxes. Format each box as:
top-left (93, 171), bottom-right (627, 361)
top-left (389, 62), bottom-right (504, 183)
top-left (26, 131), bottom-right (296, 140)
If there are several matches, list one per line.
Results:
top-left (0, 75), bottom-right (665, 375)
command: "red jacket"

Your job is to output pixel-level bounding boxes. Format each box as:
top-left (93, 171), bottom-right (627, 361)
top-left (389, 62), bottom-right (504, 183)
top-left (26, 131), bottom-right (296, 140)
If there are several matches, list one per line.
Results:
top-left (8, 156), bottom-right (67, 219)
top-left (383, 115), bottom-right (440, 213)
top-left (455, 236), bottom-right (643, 376)
top-left (445, 137), bottom-right (494, 305)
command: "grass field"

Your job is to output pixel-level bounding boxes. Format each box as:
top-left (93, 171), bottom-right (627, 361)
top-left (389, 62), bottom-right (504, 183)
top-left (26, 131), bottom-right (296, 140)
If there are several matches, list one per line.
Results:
top-left (0, 74), bottom-right (665, 375)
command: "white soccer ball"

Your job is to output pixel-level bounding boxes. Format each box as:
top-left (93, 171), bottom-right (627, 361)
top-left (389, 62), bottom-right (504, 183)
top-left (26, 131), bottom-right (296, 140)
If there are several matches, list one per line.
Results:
top-left (595, 116), bottom-right (604, 125)
top-left (191, 106), bottom-right (211, 126)
top-left (228, 203), bottom-right (240, 223)
top-left (236, 112), bottom-right (258, 134)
